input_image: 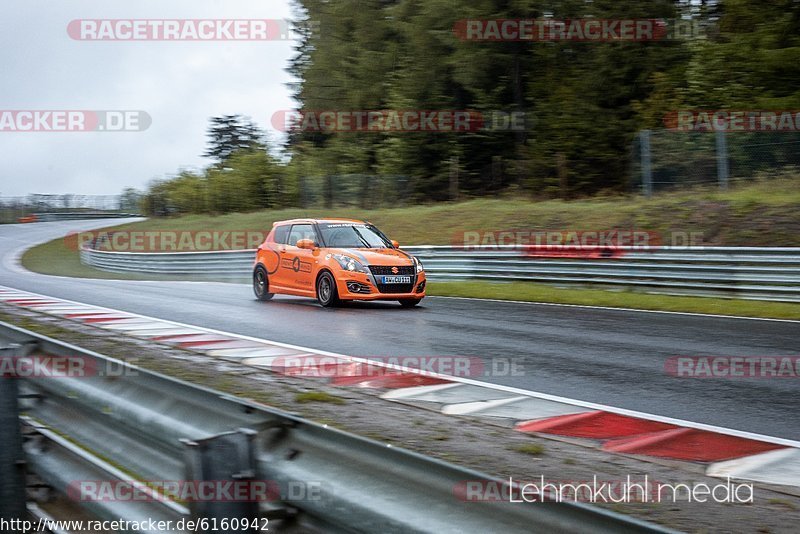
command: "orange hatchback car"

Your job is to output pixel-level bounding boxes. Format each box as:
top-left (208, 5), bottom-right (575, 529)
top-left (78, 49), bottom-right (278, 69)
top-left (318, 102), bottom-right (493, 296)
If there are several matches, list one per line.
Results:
top-left (253, 219), bottom-right (426, 307)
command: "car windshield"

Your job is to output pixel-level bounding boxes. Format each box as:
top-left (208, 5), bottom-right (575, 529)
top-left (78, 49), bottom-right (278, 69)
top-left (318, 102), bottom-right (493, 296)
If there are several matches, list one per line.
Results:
top-left (319, 223), bottom-right (392, 249)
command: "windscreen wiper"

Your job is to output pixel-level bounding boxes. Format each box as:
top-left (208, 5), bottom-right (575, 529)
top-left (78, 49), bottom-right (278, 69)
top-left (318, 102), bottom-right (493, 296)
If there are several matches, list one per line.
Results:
top-left (352, 227), bottom-right (373, 248)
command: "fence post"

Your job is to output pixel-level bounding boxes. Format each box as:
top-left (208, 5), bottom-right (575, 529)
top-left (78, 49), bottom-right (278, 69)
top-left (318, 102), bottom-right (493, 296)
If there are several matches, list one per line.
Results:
top-left (639, 130), bottom-right (653, 197)
top-left (0, 344), bottom-right (27, 524)
top-left (716, 129), bottom-right (729, 190)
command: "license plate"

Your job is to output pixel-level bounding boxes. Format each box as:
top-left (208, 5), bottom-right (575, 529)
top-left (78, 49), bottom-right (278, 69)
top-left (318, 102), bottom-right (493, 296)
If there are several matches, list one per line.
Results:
top-left (381, 276), bottom-right (411, 284)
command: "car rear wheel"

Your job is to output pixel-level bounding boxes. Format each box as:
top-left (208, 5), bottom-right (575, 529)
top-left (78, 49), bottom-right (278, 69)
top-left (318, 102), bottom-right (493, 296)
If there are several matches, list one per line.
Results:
top-left (316, 271), bottom-right (340, 307)
top-left (253, 266), bottom-right (273, 301)
top-left (399, 298), bottom-right (422, 307)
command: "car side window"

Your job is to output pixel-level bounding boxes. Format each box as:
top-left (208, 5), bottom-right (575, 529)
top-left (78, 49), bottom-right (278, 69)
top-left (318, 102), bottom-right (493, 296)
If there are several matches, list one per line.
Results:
top-left (287, 224), bottom-right (315, 247)
top-left (272, 225), bottom-right (290, 244)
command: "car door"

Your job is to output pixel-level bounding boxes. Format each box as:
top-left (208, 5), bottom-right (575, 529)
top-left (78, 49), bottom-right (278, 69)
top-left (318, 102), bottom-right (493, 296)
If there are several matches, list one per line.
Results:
top-left (282, 223), bottom-right (317, 293)
top-left (264, 224), bottom-right (290, 290)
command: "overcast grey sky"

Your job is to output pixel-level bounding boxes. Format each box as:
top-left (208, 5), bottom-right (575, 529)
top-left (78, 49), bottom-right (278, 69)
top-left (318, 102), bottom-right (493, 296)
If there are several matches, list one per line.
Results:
top-left (0, 0), bottom-right (296, 197)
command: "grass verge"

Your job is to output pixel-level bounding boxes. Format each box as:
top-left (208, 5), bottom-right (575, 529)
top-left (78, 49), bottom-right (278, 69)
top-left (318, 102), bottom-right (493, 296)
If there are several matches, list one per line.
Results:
top-left (511, 443), bottom-right (546, 456)
top-left (294, 391), bottom-right (346, 404)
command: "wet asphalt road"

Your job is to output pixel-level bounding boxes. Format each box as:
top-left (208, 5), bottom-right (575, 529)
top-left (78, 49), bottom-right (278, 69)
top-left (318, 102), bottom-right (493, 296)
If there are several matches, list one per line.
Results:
top-left (0, 220), bottom-right (798, 439)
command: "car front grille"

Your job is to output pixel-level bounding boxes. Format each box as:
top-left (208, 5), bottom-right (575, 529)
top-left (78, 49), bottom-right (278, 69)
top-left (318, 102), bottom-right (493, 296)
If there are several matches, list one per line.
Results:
top-left (369, 265), bottom-right (416, 294)
top-left (368, 265), bottom-right (415, 276)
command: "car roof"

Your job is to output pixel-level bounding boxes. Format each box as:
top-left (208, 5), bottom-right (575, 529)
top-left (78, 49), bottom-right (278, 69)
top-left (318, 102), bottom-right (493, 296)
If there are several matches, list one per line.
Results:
top-left (273, 218), bottom-right (367, 226)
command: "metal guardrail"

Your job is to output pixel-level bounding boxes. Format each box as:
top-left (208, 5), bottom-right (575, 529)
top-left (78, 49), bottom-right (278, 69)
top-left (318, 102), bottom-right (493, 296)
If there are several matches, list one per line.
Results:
top-left (80, 245), bottom-right (800, 302)
top-left (0, 322), bottom-right (665, 533)
top-left (33, 212), bottom-right (141, 222)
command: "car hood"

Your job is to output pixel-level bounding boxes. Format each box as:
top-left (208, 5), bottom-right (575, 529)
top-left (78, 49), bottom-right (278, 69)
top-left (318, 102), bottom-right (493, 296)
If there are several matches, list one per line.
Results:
top-left (330, 248), bottom-right (414, 266)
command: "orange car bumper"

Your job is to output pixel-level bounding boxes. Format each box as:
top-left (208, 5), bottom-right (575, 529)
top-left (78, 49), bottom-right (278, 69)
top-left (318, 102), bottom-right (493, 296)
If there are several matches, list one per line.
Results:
top-left (333, 270), bottom-right (427, 301)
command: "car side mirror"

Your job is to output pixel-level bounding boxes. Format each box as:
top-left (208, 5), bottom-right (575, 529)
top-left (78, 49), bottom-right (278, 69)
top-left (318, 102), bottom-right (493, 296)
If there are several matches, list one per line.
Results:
top-left (391, 240), bottom-right (400, 248)
top-left (296, 239), bottom-right (316, 250)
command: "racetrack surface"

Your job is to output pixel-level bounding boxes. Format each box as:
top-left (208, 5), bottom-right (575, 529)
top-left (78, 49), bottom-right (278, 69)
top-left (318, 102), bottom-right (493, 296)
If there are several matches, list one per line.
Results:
top-left (2, 220), bottom-right (798, 440)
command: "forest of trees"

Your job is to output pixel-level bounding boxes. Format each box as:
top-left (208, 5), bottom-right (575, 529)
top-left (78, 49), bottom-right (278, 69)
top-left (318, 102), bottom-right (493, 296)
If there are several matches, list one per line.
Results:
top-left (140, 0), bottom-right (800, 216)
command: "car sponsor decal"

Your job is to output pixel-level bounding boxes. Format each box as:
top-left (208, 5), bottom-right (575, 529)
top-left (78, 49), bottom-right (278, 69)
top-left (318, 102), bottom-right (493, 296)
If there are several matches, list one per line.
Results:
top-left (280, 257), bottom-right (313, 273)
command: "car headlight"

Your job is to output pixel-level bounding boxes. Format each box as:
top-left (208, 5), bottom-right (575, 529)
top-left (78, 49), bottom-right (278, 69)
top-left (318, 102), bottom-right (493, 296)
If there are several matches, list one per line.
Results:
top-left (333, 254), bottom-right (368, 273)
top-left (413, 256), bottom-right (424, 273)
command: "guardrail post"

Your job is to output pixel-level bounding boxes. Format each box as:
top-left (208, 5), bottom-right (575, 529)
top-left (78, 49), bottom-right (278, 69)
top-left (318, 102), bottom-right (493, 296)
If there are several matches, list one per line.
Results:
top-left (182, 429), bottom-right (261, 533)
top-left (0, 344), bottom-right (27, 524)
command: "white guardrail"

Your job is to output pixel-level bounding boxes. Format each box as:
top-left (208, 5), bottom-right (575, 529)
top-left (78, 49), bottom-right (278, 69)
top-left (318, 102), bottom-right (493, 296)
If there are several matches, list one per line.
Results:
top-left (79, 245), bottom-right (800, 303)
